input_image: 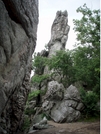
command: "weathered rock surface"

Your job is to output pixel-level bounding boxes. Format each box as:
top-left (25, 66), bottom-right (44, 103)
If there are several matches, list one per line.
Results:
top-left (48, 10), bottom-right (70, 57)
top-left (0, 0), bottom-right (38, 133)
top-left (43, 84), bottom-right (84, 123)
top-left (30, 10), bottom-right (83, 127)
top-left (29, 116), bottom-right (54, 134)
top-left (44, 10), bottom-right (70, 75)
top-left (43, 81), bottom-right (65, 101)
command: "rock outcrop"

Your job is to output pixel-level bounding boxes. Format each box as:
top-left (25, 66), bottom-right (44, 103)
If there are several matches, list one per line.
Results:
top-left (42, 83), bottom-right (84, 123)
top-left (48, 10), bottom-right (70, 57)
top-left (48, 85), bottom-right (83, 122)
top-left (30, 10), bottom-right (84, 126)
top-left (44, 10), bottom-right (70, 75)
top-left (0, 0), bottom-right (38, 133)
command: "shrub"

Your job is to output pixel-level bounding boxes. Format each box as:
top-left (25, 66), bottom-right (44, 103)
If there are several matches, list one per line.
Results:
top-left (31, 74), bottom-right (49, 84)
top-left (79, 87), bottom-right (99, 117)
top-left (28, 90), bottom-right (41, 101)
top-left (22, 116), bottom-right (30, 131)
top-left (28, 88), bottom-right (47, 101)
top-left (25, 108), bottom-right (36, 116)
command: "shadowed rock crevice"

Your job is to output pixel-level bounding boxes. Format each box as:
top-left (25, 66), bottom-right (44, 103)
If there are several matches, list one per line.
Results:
top-left (2, 0), bottom-right (22, 24)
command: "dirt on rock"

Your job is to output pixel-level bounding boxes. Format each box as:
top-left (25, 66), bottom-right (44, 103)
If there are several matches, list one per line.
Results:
top-left (28, 120), bottom-right (100, 134)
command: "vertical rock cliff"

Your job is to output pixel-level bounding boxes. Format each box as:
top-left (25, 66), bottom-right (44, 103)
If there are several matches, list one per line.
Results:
top-left (0, 0), bottom-right (38, 133)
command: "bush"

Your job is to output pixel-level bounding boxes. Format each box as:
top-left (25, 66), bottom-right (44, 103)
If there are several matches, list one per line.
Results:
top-left (22, 116), bottom-right (30, 131)
top-left (31, 74), bottom-right (49, 84)
top-left (79, 87), bottom-right (99, 117)
top-left (25, 108), bottom-right (36, 116)
top-left (28, 90), bottom-right (41, 101)
top-left (28, 88), bottom-right (47, 101)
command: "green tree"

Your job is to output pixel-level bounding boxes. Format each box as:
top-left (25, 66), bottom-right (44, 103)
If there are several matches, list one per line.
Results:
top-left (32, 53), bottom-right (47, 75)
top-left (73, 4), bottom-right (100, 96)
top-left (48, 50), bottom-right (75, 85)
top-left (73, 4), bottom-right (100, 48)
top-left (79, 87), bottom-right (99, 117)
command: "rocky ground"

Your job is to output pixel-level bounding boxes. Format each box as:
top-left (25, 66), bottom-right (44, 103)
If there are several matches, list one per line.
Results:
top-left (28, 120), bottom-right (100, 134)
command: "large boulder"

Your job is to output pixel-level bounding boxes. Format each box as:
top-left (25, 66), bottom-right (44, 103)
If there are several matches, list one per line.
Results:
top-left (51, 101), bottom-right (81, 123)
top-left (44, 81), bottom-right (65, 100)
top-left (43, 84), bottom-right (84, 123)
top-left (0, 0), bottom-right (38, 133)
top-left (42, 81), bottom-right (65, 115)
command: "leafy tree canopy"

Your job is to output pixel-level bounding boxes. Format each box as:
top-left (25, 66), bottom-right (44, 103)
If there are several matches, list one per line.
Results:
top-left (72, 4), bottom-right (100, 95)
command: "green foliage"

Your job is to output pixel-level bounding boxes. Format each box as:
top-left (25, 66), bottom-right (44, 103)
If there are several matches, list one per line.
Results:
top-left (48, 50), bottom-right (71, 71)
top-left (79, 87), bottom-right (99, 117)
top-left (73, 4), bottom-right (100, 47)
top-left (28, 89), bottom-right (47, 101)
top-left (32, 54), bottom-right (47, 74)
top-left (79, 115), bottom-right (100, 122)
top-left (25, 108), bottom-right (35, 116)
top-left (31, 74), bottom-right (49, 84)
top-left (28, 90), bottom-right (41, 101)
top-left (72, 46), bottom-right (100, 95)
top-left (72, 4), bottom-right (100, 96)
top-left (31, 5), bottom-right (100, 117)
top-left (48, 50), bottom-right (75, 85)
top-left (22, 116), bottom-right (30, 131)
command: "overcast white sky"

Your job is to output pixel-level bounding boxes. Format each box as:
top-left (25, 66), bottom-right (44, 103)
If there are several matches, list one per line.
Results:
top-left (35, 0), bottom-right (100, 53)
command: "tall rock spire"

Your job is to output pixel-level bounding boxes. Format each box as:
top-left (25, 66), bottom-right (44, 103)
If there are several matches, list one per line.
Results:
top-left (44, 10), bottom-right (70, 74)
top-left (48, 10), bottom-right (70, 57)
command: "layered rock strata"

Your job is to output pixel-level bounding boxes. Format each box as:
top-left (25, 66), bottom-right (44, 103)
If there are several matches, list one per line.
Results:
top-left (0, 0), bottom-right (38, 133)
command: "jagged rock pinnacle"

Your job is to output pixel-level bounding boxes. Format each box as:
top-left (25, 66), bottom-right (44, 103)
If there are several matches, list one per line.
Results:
top-left (48, 10), bottom-right (70, 57)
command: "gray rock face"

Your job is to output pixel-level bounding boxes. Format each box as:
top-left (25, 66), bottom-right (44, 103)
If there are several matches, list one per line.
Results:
top-left (0, 0), bottom-right (38, 133)
top-left (51, 101), bottom-right (81, 123)
top-left (48, 10), bottom-right (70, 57)
top-left (44, 81), bottom-right (65, 100)
top-left (44, 10), bottom-right (70, 74)
top-left (64, 85), bottom-right (81, 101)
top-left (43, 84), bottom-right (84, 123)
